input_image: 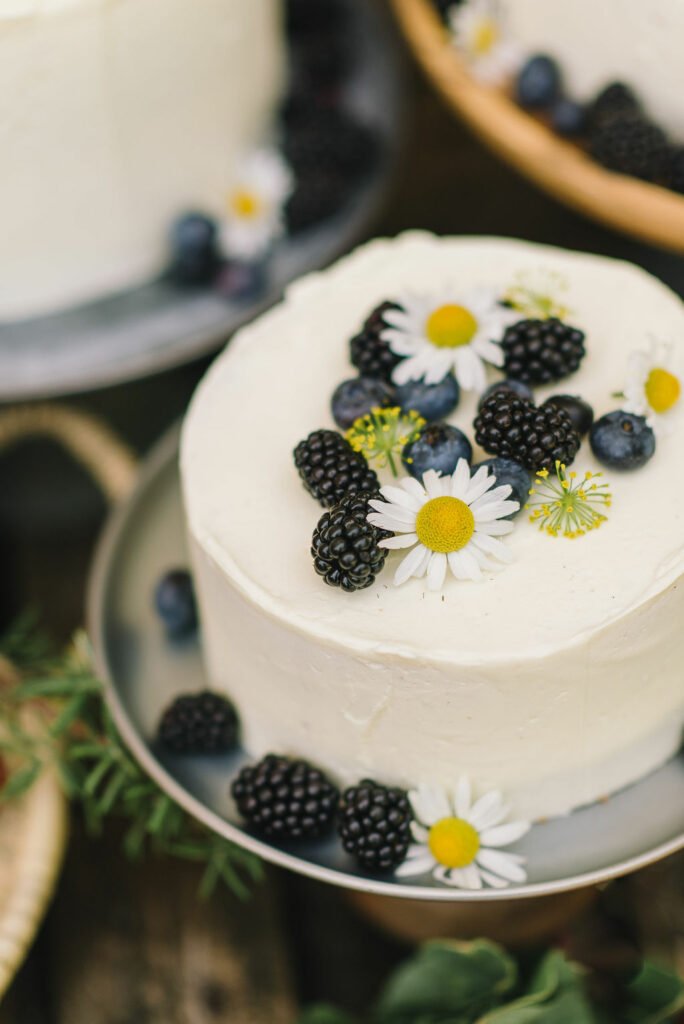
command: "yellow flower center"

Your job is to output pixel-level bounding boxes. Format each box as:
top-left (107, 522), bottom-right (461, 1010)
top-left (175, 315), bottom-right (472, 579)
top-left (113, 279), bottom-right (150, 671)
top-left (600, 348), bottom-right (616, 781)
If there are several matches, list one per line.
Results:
top-left (425, 304), bottom-right (478, 349)
top-left (230, 188), bottom-right (262, 219)
top-left (644, 367), bottom-right (680, 414)
top-left (472, 17), bottom-right (499, 56)
top-left (428, 817), bottom-right (480, 868)
top-left (415, 496), bottom-right (475, 553)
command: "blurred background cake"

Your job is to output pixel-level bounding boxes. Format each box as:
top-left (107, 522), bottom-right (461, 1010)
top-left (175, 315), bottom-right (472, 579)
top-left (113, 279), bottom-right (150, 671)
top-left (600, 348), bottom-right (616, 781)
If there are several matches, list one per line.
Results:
top-left (0, 0), bottom-right (283, 321)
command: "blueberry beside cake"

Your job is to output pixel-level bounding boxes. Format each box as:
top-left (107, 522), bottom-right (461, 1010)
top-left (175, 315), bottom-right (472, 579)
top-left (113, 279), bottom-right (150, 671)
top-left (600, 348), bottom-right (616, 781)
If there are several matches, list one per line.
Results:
top-left (180, 232), bottom-right (684, 884)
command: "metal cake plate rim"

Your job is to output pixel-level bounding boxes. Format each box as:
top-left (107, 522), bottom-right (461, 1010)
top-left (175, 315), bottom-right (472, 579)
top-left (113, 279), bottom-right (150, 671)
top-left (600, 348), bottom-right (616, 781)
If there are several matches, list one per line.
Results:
top-left (87, 425), bottom-right (684, 902)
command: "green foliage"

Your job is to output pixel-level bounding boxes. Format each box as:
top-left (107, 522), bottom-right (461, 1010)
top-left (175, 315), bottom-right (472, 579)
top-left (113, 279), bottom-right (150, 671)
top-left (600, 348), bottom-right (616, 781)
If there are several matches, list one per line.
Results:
top-left (0, 623), bottom-right (261, 901)
top-left (296, 941), bottom-right (684, 1024)
top-left (376, 940), bottom-right (518, 1023)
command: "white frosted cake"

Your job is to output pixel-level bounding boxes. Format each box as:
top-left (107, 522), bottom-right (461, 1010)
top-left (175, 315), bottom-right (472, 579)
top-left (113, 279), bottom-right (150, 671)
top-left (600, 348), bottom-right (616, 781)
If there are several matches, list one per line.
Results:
top-left (181, 232), bottom-right (684, 823)
top-left (499, 0), bottom-right (684, 135)
top-left (0, 0), bottom-right (283, 321)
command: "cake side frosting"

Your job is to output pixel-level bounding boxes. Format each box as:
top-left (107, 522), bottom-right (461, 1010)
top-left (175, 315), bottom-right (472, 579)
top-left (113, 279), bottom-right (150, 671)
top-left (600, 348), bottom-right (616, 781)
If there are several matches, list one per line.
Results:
top-left (0, 0), bottom-right (283, 319)
top-left (181, 232), bottom-right (684, 820)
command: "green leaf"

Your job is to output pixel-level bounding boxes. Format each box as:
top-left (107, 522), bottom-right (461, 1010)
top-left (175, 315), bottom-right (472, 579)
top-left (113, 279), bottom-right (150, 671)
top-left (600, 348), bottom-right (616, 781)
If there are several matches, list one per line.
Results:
top-left (1, 762), bottom-right (42, 801)
top-left (620, 960), bottom-right (684, 1023)
top-left (376, 940), bottom-right (518, 1023)
top-left (297, 1006), bottom-right (358, 1024)
top-left (479, 951), bottom-right (595, 1024)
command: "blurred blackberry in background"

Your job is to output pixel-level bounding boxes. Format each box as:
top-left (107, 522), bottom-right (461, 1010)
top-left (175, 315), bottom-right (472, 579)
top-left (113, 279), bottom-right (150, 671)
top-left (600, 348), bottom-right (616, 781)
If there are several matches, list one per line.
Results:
top-left (588, 82), bottom-right (641, 129)
top-left (590, 114), bottom-right (670, 182)
top-left (668, 146), bottom-right (684, 193)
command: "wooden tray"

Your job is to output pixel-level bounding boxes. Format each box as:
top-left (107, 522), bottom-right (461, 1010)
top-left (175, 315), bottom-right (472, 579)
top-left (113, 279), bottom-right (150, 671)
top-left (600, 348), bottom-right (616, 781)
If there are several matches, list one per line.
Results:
top-left (0, 769), bottom-right (67, 999)
top-left (391, 0), bottom-right (684, 254)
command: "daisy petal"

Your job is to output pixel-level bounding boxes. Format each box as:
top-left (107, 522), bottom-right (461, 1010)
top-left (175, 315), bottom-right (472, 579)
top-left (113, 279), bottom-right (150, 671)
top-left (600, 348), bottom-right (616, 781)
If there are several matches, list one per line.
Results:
top-left (395, 852), bottom-right (436, 878)
top-left (476, 519), bottom-right (515, 536)
top-left (450, 458), bottom-right (472, 500)
top-left (378, 486), bottom-right (423, 511)
top-left (472, 533), bottom-right (514, 562)
top-left (368, 513), bottom-right (416, 533)
top-left (468, 790), bottom-right (507, 830)
top-left (447, 549), bottom-right (481, 582)
top-left (476, 848), bottom-right (527, 883)
top-left (427, 552), bottom-right (448, 591)
top-left (378, 533), bottom-right (419, 550)
top-left (441, 863), bottom-right (483, 890)
top-left (409, 784), bottom-right (451, 825)
top-left (410, 822), bottom-right (429, 843)
top-left (422, 469), bottom-right (444, 498)
top-left (400, 476), bottom-right (428, 500)
top-left (478, 867), bottom-right (513, 889)
top-left (413, 548), bottom-right (432, 578)
top-left (480, 821), bottom-right (531, 847)
top-left (394, 544), bottom-right (428, 586)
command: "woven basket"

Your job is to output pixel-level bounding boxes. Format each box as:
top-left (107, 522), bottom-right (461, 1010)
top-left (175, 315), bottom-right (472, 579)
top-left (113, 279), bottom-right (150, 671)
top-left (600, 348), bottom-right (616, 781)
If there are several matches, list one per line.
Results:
top-left (0, 769), bottom-right (67, 998)
top-left (391, 0), bottom-right (684, 254)
top-left (0, 403), bottom-right (137, 1000)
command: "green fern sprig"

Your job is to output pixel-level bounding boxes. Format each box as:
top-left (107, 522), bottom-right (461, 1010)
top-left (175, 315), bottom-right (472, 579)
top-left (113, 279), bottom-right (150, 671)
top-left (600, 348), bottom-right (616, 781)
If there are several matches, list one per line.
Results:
top-left (0, 622), bottom-right (261, 900)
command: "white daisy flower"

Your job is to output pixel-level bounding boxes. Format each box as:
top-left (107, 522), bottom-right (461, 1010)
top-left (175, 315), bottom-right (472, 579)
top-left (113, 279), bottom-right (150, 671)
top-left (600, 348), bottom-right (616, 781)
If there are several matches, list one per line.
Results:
top-left (396, 777), bottom-right (530, 890)
top-left (448, 0), bottom-right (522, 86)
top-left (381, 289), bottom-right (516, 390)
top-left (623, 340), bottom-right (682, 435)
top-left (220, 149), bottom-right (293, 261)
top-left (367, 461), bottom-right (519, 591)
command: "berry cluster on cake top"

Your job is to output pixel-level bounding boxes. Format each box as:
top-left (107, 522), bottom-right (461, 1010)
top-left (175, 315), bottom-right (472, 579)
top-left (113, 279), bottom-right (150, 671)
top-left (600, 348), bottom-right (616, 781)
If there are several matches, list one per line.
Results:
top-left (292, 268), bottom-right (680, 594)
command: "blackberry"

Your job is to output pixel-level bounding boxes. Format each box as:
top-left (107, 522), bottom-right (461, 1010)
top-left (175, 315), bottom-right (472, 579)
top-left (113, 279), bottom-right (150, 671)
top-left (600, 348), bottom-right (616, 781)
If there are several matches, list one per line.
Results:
top-left (285, 167), bottom-right (351, 233)
top-left (283, 109), bottom-right (378, 181)
top-left (588, 82), bottom-right (640, 128)
top-left (158, 691), bottom-right (239, 755)
top-left (590, 114), bottom-right (670, 182)
top-left (312, 491), bottom-right (390, 592)
top-left (338, 779), bottom-right (413, 872)
top-left (294, 429), bottom-right (379, 507)
top-left (474, 392), bottom-right (580, 472)
top-left (231, 754), bottom-right (338, 840)
top-left (501, 318), bottom-right (586, 385)
top-left (349, 301), bottom-right (403, 380)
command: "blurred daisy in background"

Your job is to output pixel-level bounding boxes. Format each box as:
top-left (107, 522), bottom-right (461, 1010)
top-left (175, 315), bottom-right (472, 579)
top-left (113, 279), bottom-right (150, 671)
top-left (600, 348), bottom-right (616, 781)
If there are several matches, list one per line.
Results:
top-left (448, 0), bottom-right (522, 86)
top-left (220, 149), bottom-right (293, 260)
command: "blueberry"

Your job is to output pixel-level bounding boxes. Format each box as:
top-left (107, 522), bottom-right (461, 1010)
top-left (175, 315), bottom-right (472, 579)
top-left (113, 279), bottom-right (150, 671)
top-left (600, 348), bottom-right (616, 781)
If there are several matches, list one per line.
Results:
top-left (395, 373), bottom-right (460, 421)
top-left (551, 97), bottom-right (587, 137)
top-left (542, 395), bottom-right (594, 436)
top-left (331, 377), bottom-right (395, 430)
top-left (402, 423), bottom-right (472, 479)
top-left (589, 411), bottom-right (656, 470)
top-left (516, 55), bottom-right (561, 110)
top-left (169, 212), bottom-right (219, 284)
top-left (155, 569), bottom-right (198, 637)
top-left (478, 379), bottom-right (534, 412)
top-left (472, 457), bottom-right (531, 518)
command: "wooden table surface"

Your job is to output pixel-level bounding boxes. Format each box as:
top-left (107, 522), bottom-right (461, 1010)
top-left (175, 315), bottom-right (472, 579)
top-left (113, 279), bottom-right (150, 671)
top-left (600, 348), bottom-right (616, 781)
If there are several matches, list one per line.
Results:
top-left (1, 11), bottom-right (683, 1019)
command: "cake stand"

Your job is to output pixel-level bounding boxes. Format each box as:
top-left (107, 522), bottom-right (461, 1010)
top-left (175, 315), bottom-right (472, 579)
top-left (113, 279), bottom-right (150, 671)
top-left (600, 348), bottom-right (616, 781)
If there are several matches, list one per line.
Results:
top-left (87, 423), bottom-right (684, 903)
top-left (391, 0), bottom-right (684, 255)
top-left (0, 0), bottom-right (403, 403)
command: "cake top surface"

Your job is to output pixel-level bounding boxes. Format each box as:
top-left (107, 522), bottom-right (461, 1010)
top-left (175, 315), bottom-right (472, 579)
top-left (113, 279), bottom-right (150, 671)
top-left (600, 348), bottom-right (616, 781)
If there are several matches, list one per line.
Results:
top-left (181, 232), bottom-right (684, 663)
